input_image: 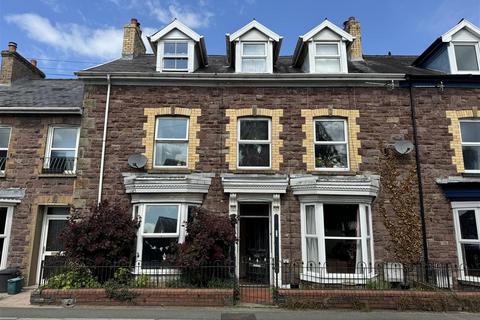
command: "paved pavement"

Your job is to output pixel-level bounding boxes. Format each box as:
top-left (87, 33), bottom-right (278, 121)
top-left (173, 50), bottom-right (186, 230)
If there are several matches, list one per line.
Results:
top-left (0, 306), bottom-right (480, 320)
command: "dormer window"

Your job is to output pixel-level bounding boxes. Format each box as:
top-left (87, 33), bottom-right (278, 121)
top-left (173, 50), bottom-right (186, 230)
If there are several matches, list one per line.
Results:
top-left (149, 19), bottom-right (208, 73)
top-left (315, 43), bottom-right (342, 73)
top-left (226, 20), bottom-right (282, 74)
top-left (241, 43), bottom-right (267, 73)
top-left (293, 20), bottom-right (353, 74)
top-left (454, 43), bottom-right (480, 72)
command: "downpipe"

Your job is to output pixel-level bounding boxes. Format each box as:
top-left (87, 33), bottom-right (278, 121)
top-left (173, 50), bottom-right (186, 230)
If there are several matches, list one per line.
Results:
top-left (97, 74), bottom-right (111, 204)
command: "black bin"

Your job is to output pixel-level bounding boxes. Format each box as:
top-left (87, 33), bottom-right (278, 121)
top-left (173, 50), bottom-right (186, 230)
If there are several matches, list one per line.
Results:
top-left (0, 268), bottom-right (20, 292)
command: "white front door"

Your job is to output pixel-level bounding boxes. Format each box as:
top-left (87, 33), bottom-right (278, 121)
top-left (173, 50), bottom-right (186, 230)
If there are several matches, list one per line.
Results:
top-left (37, 207), bottom-right (69, 282)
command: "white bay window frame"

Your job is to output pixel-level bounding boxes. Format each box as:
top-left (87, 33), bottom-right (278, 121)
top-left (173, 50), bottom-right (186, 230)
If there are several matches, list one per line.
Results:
top-left (452, 201), bottom-right (480, 282)
top-left (300, 202), bottom-right (374, 283)
top-left (237, 117), bottom-right (271, 169)
top-left (0, 206), bottom-right (13, 270)
top-left (313, 118), bottom-right (350, 171)
top-left (135, 203), bottom-right (196, 271)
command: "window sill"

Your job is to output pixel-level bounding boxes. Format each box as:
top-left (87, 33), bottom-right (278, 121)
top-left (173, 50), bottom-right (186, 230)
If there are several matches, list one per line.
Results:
top-left (38, 173), bottom-right (77, 178)
top-left (300, 272), bottom-right (376, 285)
top-left (308, 170), bottom-right (358, 176)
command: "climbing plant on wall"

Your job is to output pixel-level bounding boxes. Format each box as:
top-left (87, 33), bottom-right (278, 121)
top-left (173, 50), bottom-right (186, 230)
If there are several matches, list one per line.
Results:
top-left (378, 149), bottom-right (423, 264)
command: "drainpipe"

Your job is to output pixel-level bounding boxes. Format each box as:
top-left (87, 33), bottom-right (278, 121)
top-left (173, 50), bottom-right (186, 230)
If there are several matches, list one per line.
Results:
top-left (97, 74), bottom-right (111, 204)
top-left (409, 84), bottom-right (429, 267)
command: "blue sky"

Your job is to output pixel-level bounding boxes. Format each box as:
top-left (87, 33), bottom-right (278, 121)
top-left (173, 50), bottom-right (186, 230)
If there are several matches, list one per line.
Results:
top-left (1, 0), bottom-right (479, 78)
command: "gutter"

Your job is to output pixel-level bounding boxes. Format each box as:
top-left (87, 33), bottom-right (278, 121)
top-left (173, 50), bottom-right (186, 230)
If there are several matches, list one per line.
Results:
top-left (0, 108), bottom-right (82, 114)
top-left (97, 74), bottom-right (111, 204)
top-left (408, 85), bottom-right (429, 266)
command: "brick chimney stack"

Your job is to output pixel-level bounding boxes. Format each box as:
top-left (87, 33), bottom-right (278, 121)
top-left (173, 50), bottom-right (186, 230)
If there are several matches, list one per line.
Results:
top-left (344, 17), bottom-right (363, 61)
top-left (122, 18), bottom-right (146, 59)
top-left (0, 42), bottom-right (45, 85)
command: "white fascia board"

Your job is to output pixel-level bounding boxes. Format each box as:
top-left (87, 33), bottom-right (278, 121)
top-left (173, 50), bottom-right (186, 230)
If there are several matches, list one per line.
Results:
top-left (229, 20), bottom-right (281, 42)
top-left (300, 20), bottom-right (353, 43)
top-left (442, 19), bottom-right (480, 42)
top-left (149, 19), bottom-right (201, 43)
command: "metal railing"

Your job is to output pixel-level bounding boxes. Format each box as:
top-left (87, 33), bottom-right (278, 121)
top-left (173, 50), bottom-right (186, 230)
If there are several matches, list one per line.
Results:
top-left (39, 262), bottom-right (236, 290)
top-left (280, 262), bottom-right (480, 291)
top-left (42, 157), bottom-right (76, 175)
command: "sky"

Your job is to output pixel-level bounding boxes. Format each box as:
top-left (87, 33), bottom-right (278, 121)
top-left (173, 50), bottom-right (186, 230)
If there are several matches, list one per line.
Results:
top-left (0, 0), bottom-right (479, 78)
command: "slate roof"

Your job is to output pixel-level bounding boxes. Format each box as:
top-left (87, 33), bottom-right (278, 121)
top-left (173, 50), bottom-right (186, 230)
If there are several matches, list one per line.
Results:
top-left (0, 79), bottom-right (83, 114)
top-left (81, 54), bottom-right (441, 75)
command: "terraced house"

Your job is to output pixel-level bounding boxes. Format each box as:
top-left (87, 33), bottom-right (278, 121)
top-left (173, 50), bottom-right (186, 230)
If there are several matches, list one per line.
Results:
top-left (1, 16), bottom-right (480, 294)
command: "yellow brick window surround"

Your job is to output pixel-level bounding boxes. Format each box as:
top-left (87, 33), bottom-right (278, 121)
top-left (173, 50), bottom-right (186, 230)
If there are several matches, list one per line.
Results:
top-left (301, 108), bottom-right (361, 172)
top-left (225, 108), bottom-right (283, 171)
top-left (446, 109), bottom-right (480, 173)
top-left (143, 107), bottom-right (201, 170)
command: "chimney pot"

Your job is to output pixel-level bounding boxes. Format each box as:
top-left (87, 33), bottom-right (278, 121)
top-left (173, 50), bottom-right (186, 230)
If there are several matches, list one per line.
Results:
top-left (30, 59), bottom-right (38, 67)
top-left (131, 18), bottom-right (138, 26)
top-left (8, 42), bottom-right (17, 52)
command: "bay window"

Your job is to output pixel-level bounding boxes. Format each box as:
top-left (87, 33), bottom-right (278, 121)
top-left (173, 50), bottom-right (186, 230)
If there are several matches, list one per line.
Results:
top-left (301, 203), bottom-right (374, 282)
top-left (314, 118), bottom-right (349, 170)
top-left (460, 120), bottom-right (480, 172)
top-left (241, 43), bottom-right (267, 73)
top-left (0, 207), bottom-right (13, 270)
top-left (135, 203), bottom-right (196, 268)
top-left (237, 118), bottom-right (271, 168)
top-left (154, 117), bottom-right (189, 168)
top-left (452, 202), bottom-right (480, 280)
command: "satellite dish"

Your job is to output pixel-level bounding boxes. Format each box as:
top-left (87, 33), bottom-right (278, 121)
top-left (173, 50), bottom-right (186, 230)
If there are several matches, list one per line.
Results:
top-left (393, 140), bottom-right (414, 155)
top-left (128, 153), bottom-right (147, 168)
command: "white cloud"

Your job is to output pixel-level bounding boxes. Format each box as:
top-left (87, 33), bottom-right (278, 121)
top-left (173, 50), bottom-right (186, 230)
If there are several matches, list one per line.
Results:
top-left (41, 0), bottom-right (63, 13)
top-left (5, 13), bottom-right (154, 60)
top-left (146, 0), bottom-right (214, 29)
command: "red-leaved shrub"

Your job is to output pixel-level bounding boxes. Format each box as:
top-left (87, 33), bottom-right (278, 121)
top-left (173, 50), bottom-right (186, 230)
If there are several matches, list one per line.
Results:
top-left (61, 200), bottom-right (139, 266)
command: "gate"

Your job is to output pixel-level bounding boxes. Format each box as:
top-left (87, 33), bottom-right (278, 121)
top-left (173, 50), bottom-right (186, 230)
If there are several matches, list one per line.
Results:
top-left (238, 258), bottom-right (276, 304)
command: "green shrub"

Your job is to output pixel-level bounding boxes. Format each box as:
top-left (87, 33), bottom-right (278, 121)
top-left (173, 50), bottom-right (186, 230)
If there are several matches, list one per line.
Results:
top-left (206, 277), bottom-right (235, 288)
top-left (44, 269), bottom-right (100, 289)
top-left (365, 279), bottom-right (391, 290)
top-left (133, 274), bottom-right (150, 288)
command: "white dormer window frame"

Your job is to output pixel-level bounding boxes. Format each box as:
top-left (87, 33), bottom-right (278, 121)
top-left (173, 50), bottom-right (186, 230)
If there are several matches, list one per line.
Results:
top-left (448, 41), bottom-right (480, 74)
top-left (240, 42), bottom-right (268, 73)
top-left (312, 41), bottom-right (348, 74)
top-left (162, 40), bottom-right (189, 72)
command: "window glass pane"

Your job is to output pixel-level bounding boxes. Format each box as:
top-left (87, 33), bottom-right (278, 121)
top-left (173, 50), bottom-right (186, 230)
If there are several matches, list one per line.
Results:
top-left (316, 43), bottom-right (339, 55)
top-left (0, 150), bottom-right (6, 170)
top-left (176, 42), bottom-right (188, 55)
top-left (305, 205), bottom-right (316, 235)
top-left (462, 146), bottom-right (480, 171)
top-left (0, 238), bottom-right (3, 263)
top-left (0, 208), bottom-right (7, 235)
top-left (142, 237), bottom-right (177, 267)
top-left (315, 144), bottom-right (348, 168)
top-left (52, 128), bottom-right (77, 149)
top-left (144, 205), bottom-right (179, 234)
top-left (315, 58), bottom-right (341, 73)
top-left (164, 42), bottom-right (176, 55)
top-left (243, 43), bottom-right (265, 55)
top-left (163, 58), bottom-right (176, 69)
top-left (176, 58), bottom-right (188, 69)
top-left (315, 120), bottom-right (345, 142)
top-left (324, 204), bottom-right (360, 237)
top-left (325, 239), bottom-right (362, 273)
top-left (155, 143), bottom-right (187, 166)
top-left (461, 244), bottom-right (480, 277)
top-left (460, 122), bottom-right (480, 142)
top-left (156, 118), bottom-right (188, 139)
top-left (240, 120), bottom-right (269, 140)
top-left (238, 144), bottom-right (270, 167)
top-left (455, 45), bottom-right (479, 71)
top-left (45, 219), bottom-right (67, 252)
top-left (0, 128), bottom-right (10, 149)
top-left (242, 58), bottom-right (266, 73)
top-left (306, 238), bottom-right (319, 266)
top-left (459, 210), bottom-right (478, 239)
top-left (47, 207), bottom-right (69, 215)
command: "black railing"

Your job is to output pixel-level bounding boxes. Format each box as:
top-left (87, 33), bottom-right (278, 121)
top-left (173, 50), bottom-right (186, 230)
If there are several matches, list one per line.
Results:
top-left (281, 262), bottom-right (480, 291)
top-left (39, 262), bottom-right (236, 290)
top-left (42, 157), bottom-right (76, 174)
